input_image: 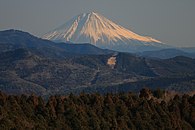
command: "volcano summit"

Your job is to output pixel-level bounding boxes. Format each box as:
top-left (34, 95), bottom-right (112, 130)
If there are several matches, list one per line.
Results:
top-left (43, 12), bottom-right (167, 52)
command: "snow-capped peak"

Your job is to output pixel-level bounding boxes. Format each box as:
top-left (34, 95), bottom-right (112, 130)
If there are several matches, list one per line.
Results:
top-left (43, 12), bottom-right (165, 52)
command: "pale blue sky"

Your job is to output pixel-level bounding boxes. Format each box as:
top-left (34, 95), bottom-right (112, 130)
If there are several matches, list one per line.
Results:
top-left (0, 0), bottom-right (195, 47)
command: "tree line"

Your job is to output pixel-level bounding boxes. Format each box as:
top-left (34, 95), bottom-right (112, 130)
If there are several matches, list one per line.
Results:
top-left (0, 88), bottom-right (194, 130)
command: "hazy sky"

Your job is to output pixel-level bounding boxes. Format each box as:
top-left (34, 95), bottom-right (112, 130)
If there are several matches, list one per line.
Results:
top-left (0, 0), bottom-right (195, 47)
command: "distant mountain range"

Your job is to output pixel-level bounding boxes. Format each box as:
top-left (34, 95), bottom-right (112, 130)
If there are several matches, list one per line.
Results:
top-left (0, 29), bottom-right (195, 95)
top-left (43, 12), bottom-right (169, 52)
top-left (139, 48), bottom-right (195, 59)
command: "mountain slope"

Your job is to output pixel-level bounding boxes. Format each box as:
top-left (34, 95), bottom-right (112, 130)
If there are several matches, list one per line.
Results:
top-left (1, 48), bottom-right (195, 95)
top-left (0, 30), bottom-right (195, 95)
top-left (0, 29), bottom-right (113, 57)
top-left (43, 12), bottom-right (167, 52)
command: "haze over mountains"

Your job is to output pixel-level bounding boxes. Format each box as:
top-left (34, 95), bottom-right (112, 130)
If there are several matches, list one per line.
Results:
top-left (43, 12), bottom-right (168, 52)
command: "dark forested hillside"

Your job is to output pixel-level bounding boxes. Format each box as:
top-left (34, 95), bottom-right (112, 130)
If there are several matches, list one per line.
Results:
top-left (0, 30), bottom-right (195, 95)
top-left (0, 89), bottom-right (194, 130)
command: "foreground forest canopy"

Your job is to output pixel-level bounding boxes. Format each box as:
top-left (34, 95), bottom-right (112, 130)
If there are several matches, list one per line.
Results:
top-left (0, 89), bottom-right (194, 130)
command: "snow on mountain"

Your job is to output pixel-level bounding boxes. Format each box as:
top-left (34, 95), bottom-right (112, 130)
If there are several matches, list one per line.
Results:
top-left (42, 12), bottom-right (167, 52)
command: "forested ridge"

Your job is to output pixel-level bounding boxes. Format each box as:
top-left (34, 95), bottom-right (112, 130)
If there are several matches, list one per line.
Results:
top-left (0, 89), bottom-right (194, 130)
top-left (1, 30), bottom-right (195, 95)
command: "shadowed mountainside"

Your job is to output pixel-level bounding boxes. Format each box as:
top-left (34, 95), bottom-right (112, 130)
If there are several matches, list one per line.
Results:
top-left (0, 30), bottom-right (195, 95)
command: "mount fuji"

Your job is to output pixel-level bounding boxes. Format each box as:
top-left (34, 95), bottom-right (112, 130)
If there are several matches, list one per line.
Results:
top-left (43, 12), bottom-right (168, 52)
